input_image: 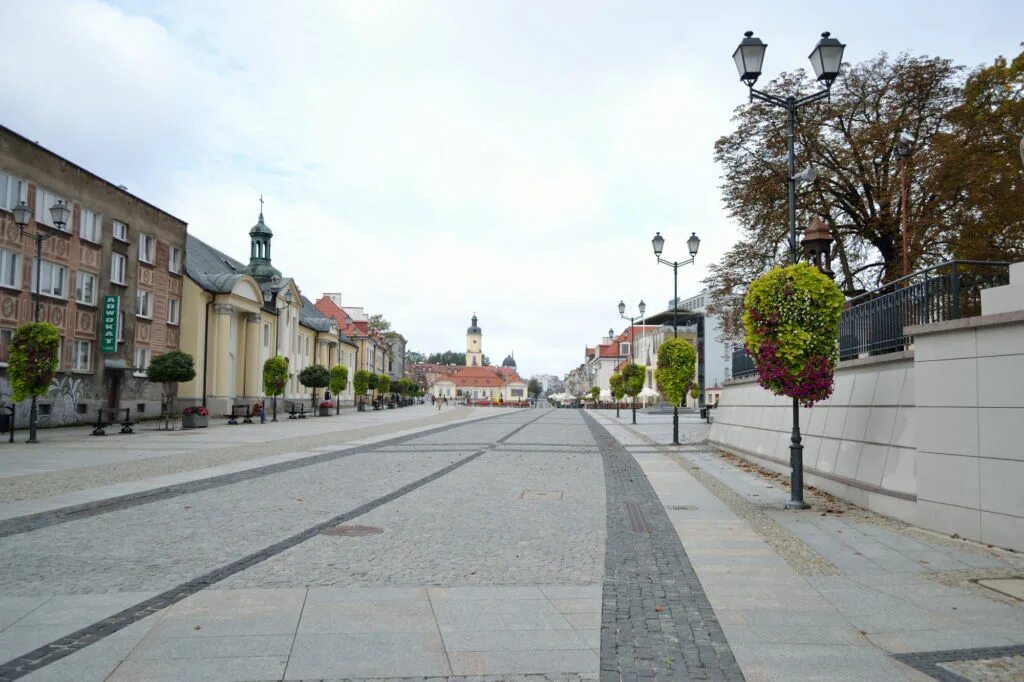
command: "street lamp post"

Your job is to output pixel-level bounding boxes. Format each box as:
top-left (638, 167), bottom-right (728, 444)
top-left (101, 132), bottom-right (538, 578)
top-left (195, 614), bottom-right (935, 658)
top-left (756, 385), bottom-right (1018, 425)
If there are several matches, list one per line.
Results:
top-left (11, 200), bottom-right (70, 444)
top-left (651, 231), bottom-right (701, 446)
top-left (732, 30), bottom-right (846, 510)
top-left (617, 299), bottom-right (645, 425)
top-left (609, 327), bottom-right (620, 418)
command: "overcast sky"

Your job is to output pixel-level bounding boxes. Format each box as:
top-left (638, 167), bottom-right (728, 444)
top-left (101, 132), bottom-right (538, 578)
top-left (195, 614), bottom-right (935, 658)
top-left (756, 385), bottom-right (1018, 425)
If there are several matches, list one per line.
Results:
top-left (2, 0), bottom-right (1021, 376)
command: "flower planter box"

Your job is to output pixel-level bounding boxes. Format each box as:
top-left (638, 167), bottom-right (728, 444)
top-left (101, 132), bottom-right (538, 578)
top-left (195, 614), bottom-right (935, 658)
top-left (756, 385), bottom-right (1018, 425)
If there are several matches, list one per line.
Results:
top-left (318, 406), bottom-right (332, 417)
top-left (182, 414), bottom-right (209, 429)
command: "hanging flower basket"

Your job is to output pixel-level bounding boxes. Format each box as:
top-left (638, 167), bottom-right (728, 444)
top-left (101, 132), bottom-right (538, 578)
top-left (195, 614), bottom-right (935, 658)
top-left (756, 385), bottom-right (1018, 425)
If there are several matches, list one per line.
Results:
top-left (743, 262), bottom-right (845, 407)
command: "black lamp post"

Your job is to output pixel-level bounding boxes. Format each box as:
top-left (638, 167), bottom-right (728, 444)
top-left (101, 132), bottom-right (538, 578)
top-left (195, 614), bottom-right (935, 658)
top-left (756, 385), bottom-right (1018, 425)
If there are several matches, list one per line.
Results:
top-left (652, 231), bottom-right (700, 446)
top-left (11, 199), bottom-right (70, 444)
top-left (617, 299), bottom-right (645, 425)
top-left (733, 30), bottom-right (845, 510)
top-left (609, 327), bottom-right (620, 418)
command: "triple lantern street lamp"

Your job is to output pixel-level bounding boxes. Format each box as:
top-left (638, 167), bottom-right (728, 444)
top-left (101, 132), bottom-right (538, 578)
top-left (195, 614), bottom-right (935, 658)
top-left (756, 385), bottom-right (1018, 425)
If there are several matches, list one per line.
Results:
top-left (617, 299), bottom-right (645, 425)
top-left (651, 231), bottom-right (700, 446)
top-left (733, 29), bottom-right (846, 510)
top-left (11, 199), bottom-right (72, 444)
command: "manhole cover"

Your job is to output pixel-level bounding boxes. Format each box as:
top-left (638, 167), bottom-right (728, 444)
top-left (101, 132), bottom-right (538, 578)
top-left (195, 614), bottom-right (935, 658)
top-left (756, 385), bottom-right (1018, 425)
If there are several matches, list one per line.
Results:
top-left (522, 490), bottom-right (563, 500)
top-left (320, 525), bottom-right (384, 537)
top-left (665, 505), bottom-right (698, 511)
top-left (976, 578), bottom-right (1024, 600)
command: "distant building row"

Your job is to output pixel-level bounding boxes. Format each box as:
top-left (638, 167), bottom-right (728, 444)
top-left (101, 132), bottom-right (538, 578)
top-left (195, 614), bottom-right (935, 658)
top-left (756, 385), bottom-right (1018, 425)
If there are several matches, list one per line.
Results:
top-left (0, 125), bottom-right (405, 425)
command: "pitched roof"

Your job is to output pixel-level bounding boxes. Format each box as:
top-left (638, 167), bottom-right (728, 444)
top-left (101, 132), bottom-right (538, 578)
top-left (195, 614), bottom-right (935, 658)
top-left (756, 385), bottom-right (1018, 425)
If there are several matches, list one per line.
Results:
top-left (185, 234), bottom-right (249, 293)
top-left (299, 294), bottom-right (335, 333)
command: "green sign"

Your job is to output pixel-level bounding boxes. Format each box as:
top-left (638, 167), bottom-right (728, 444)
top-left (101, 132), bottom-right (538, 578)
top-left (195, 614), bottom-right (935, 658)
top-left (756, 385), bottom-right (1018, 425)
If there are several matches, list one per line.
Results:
top-left (101, 295), bottom-right (119, 353)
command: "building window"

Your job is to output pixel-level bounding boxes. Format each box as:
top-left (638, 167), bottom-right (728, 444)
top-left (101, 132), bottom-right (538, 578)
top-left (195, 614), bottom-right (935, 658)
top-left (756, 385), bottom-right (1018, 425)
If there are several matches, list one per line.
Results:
top-left (75, 271), bottom-right (98, 305)
top-left (34, 188), bottom-right (70, 231)
top-left (112, 220), bottom-right (128, 242)
top-left (0, 170), bottom-right (27, 210)
top-left (111, 252), bottom-right (127, 285)
top-left (136, 289), bottom-right (152, 318)
top-left (168, 246), bottom-right (182, 274)
top-left (263, 323), bottom-right (270, 348)
top-left (31, 260), bottom-right (68, 298)
top-left (0, 328), bottom-right (12, 363)
top-left (117, 308), bottom-right (124, 342)
top-left (138, 233), bottom-right (156, 264)
top-left (72, 340), bottom-right (92, 372)
top-left (80, 209), bottom-right (102, 243)
top-left (619, 342), bottom-right (630, 356)
top-left (0, 249), bottom-right (20, 290)
top-left (133, 346), bottom-right (150, 374)
top-left (167, 297), bottom-right (180, 325)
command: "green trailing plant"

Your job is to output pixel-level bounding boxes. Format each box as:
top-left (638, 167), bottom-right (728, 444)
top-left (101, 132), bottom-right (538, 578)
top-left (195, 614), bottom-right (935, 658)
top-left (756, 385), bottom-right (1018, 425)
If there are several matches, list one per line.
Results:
top-left (655, 338), bottom-right (697, 407)
top-left (620, 363), bottom-right (645, 400)
top-left (299, 364), bottom-right (330, 405)
top-left (743, 262), bottom-right (845, 406)
top-left (8, 322), bottom-right (60, 402)
top-left (609, 372), bottom-right (625, 402)
top-left (147, 350), bottom-right (197, 426)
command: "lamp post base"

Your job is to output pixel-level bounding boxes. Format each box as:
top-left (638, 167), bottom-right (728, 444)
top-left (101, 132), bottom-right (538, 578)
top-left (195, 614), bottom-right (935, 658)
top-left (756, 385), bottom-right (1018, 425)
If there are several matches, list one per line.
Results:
top-left (672, 405), bottom-right (679, 445)
top-left (784, 499), bottom-right (810, 510)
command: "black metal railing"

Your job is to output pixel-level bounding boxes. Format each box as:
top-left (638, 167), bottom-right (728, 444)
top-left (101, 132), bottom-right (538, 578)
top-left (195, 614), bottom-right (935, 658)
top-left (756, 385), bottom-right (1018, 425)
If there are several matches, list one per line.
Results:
top-left (730, 260), bottom-right (1010, 379)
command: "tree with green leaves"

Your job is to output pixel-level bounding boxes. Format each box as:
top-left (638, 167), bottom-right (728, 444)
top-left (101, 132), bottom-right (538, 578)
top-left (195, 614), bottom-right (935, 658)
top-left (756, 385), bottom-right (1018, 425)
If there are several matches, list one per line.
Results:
top-left (689, 385), bottom-right (700, 402)
top-left (9, 322), bottom-right (60, 443)
top-left (657, 336), bottom-right (699, 445)
top-left (329, 365), bottom-right (349, 414)
top-left (527, 377), bottom-right (542, 399)
top-left (589, 386), bottom-right (600, 405)
top-left (263, 356), bottom-right (289, 421)
top-left (147, 350), bottom-right (197, 427)
top-left (609, 372), bottom-right (625, 417)
top-left (425, 350), bottom-right (491, 366)
top-left (377, 374), bottom-right (391, 398)
top-left (353, 370), bottom-right (371, 409)
top-left (299, 364), bottom-right (330, 407)
top-left (620, 363), bottom-right (646, 425)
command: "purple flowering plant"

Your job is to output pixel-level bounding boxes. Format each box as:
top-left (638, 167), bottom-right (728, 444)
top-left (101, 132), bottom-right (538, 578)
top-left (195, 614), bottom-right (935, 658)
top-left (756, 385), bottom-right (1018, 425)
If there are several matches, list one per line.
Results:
top-left (742, 262), bottom-right (845, 407)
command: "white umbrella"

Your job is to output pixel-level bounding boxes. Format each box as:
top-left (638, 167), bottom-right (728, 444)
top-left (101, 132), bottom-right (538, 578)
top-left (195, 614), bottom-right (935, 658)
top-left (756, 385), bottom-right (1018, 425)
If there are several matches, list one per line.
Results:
top-left (599, 389), bottom-right (612, 401)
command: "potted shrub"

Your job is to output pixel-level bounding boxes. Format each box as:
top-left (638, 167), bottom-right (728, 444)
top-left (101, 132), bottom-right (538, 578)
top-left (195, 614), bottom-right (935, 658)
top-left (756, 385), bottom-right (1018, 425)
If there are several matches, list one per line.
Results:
top-left (318, 400), bottom-right (334, 417)
top-left (181, 405), bottom-right (210, 429)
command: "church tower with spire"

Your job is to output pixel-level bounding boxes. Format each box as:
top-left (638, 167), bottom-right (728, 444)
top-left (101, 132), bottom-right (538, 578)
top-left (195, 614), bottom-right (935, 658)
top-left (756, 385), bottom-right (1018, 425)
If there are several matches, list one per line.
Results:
top-left (242, 197), bottom-right (282, 282)
top-left (466, 313), bottom-right (483, 367)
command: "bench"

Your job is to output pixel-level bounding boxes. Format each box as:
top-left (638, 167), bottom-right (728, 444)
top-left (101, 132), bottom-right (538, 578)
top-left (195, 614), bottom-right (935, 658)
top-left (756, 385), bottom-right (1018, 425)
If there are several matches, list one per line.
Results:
top-left (92, 407), bottom-right (134, 436)
top-left (227, 403), bottom-right (253, 425)
top-left (0, 405), bottom-right (14, 443)
top-left (285, 401), bottom-right (307, 419)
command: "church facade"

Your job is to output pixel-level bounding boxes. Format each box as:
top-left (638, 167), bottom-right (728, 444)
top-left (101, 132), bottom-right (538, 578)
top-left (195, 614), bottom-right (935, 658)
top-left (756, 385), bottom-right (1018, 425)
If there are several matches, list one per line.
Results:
top-left (430, 314), bottom-right (528, 402)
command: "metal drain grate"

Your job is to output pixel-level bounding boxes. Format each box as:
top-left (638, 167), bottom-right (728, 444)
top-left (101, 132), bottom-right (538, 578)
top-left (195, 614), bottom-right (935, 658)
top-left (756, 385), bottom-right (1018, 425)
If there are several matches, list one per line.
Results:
top-left (522, 490), bottom-right (564, 500)
top-left (665, 505), bottom-right (698, 511)
top-left (976, 578), bottom-right (1024, 600)
top-left (625, 501), bottom-right (652, 533)
top-left (320, 525), bottom-right (384, 537)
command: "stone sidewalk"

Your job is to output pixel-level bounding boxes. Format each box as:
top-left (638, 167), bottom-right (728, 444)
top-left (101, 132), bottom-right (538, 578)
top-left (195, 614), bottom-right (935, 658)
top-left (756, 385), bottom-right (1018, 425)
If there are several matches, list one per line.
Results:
top-left (593, 409), bottom-right (1024, 681)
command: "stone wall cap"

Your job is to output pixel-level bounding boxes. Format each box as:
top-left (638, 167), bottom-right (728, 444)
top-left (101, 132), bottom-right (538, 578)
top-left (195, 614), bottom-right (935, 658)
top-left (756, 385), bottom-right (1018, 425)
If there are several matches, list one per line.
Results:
top-left (905, 309), bottom-right (1024, 336)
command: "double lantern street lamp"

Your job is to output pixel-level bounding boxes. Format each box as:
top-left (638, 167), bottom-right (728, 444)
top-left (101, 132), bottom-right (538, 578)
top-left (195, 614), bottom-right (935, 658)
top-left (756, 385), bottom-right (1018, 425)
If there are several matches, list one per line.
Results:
top-left (608, 327), bottom-right (620, 418)
top-left (651, 231), bottom-right (700, 446)
top-left (10, 199), bottom-right (72, 444)
top-left (733, 30), bottom-right (846, 509)
top-left (617, 299), bottom-right (645, 425)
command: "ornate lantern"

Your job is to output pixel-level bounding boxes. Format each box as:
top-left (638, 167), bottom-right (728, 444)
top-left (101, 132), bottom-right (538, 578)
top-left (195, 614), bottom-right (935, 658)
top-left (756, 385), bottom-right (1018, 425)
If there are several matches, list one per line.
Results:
top-left (801, 215), bottom-right (834, 278)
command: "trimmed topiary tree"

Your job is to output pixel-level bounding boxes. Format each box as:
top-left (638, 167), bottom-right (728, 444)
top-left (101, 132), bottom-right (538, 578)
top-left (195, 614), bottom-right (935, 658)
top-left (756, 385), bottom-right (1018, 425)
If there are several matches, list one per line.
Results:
top-left (299, 364), bottom-right (330, 407)
top-left (377, 374), bottom-right (391, 398)
top-left (589, 386), bottom-right (600, 405)
top-left (609, 372), bottom-right (624, 402)
top-left (9, 322), bottom-right (60, 443)
top-left (147, 350), bottom-right (197, 428)
top-left (743, 262), bottom-right (845, 406)
top-left (620, 363), bottom-right (645, 424)
top-left (263, 356), bottom-right (289, 421)
top-left (353, 370), bottom-right (372, 409)
top-left (655, 338), bottom-right (697, 408)
top-left (329, 365), bottom-right (349, 414)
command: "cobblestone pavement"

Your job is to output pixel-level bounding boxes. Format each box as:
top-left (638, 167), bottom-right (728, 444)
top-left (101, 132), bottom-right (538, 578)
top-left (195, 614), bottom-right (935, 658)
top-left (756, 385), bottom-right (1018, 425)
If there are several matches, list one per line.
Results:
top-left (0, 409), bottom-right (614, 680)
top-left (582, 412), bottom-right (742, 681)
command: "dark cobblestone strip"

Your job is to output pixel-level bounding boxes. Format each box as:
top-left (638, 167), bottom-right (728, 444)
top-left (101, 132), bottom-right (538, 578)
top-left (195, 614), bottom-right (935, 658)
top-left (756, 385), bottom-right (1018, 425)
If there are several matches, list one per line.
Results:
top-left (0, 410), bottom-right (551, 681)
top-left (892, 643), bottom-right (1024, 681)
top-left (0, 411), bottom-right (518, 540)
top-left (581, 411), bottom-right (744, 682)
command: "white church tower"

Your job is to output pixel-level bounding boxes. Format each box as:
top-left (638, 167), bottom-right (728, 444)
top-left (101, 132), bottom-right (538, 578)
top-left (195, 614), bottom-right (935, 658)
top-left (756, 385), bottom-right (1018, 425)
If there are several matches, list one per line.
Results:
top-left (466, 314), bottom-right (483, 367)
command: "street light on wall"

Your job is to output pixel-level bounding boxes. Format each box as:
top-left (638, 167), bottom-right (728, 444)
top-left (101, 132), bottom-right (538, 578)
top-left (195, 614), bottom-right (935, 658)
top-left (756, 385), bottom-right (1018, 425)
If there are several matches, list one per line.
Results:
top-left (11, 200), bottom-right (68, 444)
top-left (652, 231), bottom-right (700, 445)
top-left (732, 29), bottom-right (846, 510)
